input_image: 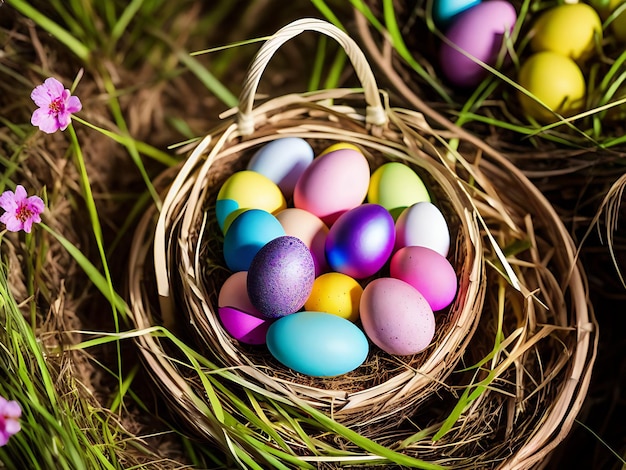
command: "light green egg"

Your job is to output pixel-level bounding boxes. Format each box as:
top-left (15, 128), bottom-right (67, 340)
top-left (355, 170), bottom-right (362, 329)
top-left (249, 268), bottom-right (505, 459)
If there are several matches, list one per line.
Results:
top-left (367, 162), bottom-right (430, 220)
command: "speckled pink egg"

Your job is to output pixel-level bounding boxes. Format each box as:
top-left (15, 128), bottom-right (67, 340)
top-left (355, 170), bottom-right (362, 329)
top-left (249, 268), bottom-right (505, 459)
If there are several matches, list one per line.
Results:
top-left (293, 148), bottom-right (370, 225)
top-left (390, 246), bottom-right (458, 311)
top-left (360, 277), bottom-right (435, 356)
top-left (247, 236), bottom-right (315, 319)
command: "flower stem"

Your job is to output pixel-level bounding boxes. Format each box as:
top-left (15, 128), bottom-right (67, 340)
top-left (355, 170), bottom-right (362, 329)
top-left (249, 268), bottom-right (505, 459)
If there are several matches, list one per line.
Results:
top-left (67, 123), bottom-right (123, 392)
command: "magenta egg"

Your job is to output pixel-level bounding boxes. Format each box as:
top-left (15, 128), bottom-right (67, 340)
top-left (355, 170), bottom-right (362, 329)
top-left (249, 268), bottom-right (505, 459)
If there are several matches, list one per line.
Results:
top-left (390, 246), bottom-right (458, 311)
top-left (439, 0), bottom-right (517, 87)
top-left (325, 203), bottom-right (395, 279)
top-left (218, 307), bottom-right (272, 345)
top-left (247, 236), bottom-right (316, 319)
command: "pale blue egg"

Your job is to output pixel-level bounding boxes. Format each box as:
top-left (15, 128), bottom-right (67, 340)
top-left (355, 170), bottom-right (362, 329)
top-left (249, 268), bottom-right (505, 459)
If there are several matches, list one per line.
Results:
top-left (247, 137), bottom-right (314, 199)
top-left (223, 209), bottom-right (285, 272)
top-left (266, 311), bottom-right (369, 377)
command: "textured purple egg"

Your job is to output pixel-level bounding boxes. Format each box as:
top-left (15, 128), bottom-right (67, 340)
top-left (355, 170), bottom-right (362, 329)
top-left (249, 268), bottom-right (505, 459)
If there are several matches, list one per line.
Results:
top-left (325, 203), bottom-right (395, 279)
top-left (439, 0), bottom-right (517, 87)
top-left (247, 236), bottom-right (316, 319)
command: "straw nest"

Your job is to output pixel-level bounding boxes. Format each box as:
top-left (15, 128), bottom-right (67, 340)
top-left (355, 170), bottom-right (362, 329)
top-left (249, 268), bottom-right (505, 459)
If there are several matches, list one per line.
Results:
top-left (126, 19), bottom-right (597, 469)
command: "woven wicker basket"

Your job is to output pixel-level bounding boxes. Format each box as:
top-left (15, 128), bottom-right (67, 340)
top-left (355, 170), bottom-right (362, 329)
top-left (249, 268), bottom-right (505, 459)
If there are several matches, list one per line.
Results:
top-left (127, 18), bottom-right (597, 469)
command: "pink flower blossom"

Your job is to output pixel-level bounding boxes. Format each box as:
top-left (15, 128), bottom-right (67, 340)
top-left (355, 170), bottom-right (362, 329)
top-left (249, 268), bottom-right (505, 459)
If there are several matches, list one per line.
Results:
top-left (0, 397), bottom-right (21, 446)
top-left (0, 185), bottom-right (45, 233)
top-left (30, 77), bottom-right (82, 133)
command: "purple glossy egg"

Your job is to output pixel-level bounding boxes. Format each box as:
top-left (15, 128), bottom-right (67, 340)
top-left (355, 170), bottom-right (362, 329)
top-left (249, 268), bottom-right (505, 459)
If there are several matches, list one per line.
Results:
top-left (325, 203), bottom-right (395, 279)
top-left (247, 236), bottom-right (316, 319)
top-left (439, 0), bottom-right (517, 87)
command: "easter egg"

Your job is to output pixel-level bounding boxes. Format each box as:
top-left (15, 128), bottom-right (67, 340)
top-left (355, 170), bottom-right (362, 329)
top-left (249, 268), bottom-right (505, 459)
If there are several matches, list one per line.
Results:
top-left (433, 0), bottom-right (482, 27)
top-left (360, 277), bottom-right (435, 356)
top-left (217, 307), bottom-right (271, 345)
top-left (304, 272), bottom-right (363, 322)
top-left (247, 137), bottom-right (314, 199)
top-left (247, 236), bottom-right (315, 319)
top-left (223, 209), bottom-right (285, 272)
top-left (266, 311), bottom-right (369, 377)
top-left (530, 3), bottom-right (602, 61)
top-left (218, 271), bottom-right (261, 315)
top-left (591, 0), bottom-right (626, 42)
top-left (325, 204), bottom-right (395, 279)
top-left (276, 208), bottom-right (329, 276)
top-left (293, 148), bottom-right (370, 225)
top-left (218, 271), bottom-right (271, 344)
top-left (367, 162), bottom-right (430, 219)
top-left (390, 246), bottom-right (458, 311)
top-left (518, 51), bottom-right (586, 123)
top-left (395, 202), bottom-right (450, 256)
top-left (318, 142), bottom-right (362, 156)
top-left (216, 170), bottom-right (286, 233)
top-left (439, 0), bottom-right (517, 87)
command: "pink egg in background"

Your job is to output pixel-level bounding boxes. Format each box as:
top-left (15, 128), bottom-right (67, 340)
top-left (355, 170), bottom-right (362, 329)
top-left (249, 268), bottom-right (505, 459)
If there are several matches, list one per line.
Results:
top-left (276, 207), bottom-right (329, 276)
top-left (390, 246), bottom-right (458, 311)
top-left (360, 277), bottom-right (435, 356)
top-left (439, 0), bottom-right (518, 87)
top-left (293, 148), bottom-right (370, 225)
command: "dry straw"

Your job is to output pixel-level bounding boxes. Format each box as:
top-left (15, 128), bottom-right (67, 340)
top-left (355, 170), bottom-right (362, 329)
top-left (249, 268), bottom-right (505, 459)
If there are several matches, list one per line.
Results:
top-left (127, 19), bottom-right (597, 469)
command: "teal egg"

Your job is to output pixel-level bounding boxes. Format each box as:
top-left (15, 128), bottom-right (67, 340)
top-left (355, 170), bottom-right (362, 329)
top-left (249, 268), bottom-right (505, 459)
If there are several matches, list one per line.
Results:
top-left (223, 209), bottom-right (285, 272)
top-left (266, 311), bottom-right (369, 377)
top-left (433, 0), bottom-right (482, 27)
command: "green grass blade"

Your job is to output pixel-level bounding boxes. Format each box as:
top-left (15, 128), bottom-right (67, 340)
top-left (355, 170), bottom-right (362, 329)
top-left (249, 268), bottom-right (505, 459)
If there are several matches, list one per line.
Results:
top-left (6, 0), bottom-right (90, 61)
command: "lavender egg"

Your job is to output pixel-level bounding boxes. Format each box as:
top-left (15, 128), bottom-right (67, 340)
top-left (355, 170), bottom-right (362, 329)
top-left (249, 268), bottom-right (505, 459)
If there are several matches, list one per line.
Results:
top-left (325, 203), bottom-right (395, 279)
top-left (247, 236), bottom-right (316, 319)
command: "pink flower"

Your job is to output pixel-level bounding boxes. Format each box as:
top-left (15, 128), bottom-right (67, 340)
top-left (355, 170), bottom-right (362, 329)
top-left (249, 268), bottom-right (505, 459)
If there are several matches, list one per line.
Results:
top-left (0, 185), bottom-right (45, 233)
top-left (30, 77), bottom-right (82, 133)
top-left (0, 397), bottom-right (21, 446)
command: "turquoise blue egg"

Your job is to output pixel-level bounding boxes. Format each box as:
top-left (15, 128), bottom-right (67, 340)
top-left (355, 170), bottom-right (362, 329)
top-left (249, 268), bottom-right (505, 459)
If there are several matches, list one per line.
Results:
top-left (247, 137), bottom-right (314, 199)
top-left (433, 0), bottom-right (481, 27)
top-left (223, 209), bottom-right (285, 272)
top-left (266, 311), bottom-right (369, 377)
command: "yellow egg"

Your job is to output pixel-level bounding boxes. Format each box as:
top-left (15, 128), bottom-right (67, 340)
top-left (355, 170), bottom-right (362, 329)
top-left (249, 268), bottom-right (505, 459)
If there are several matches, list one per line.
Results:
top-left (304, 272), bottom-right (363, 322)
top-left (531, 3), bottom-right (602, 61)
top-left (591, 0), bottom-right (626, 42)
top-left (318, 142), bottom-right (362, 156)
top-left (216, 170), bottom-right (286, 233)
top-left (518, 51), bottom-right (586, 123)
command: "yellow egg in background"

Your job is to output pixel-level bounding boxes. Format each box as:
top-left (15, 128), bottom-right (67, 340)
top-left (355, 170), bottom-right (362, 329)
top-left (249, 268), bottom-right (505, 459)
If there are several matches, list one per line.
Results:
top-left (530, 3), bottom-right (602, 61)
top-left (304, 272), bottom-right (363, 323)
top-left (591, 0), bottom-right (626, 42)
top-left (318, 142), bottom-right (362, 156)
top-left (518, 51), bottom-right (586, 123)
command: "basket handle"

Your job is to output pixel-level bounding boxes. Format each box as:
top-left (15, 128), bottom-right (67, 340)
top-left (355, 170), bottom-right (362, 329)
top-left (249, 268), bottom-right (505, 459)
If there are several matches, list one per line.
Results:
top-left (236, 18), bottom-right (387, 135)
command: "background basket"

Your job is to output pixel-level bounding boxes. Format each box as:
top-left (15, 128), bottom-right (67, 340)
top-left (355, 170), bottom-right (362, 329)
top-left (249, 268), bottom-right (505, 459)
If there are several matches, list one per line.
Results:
top-left (126, 18), bottom-right (597, 468)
